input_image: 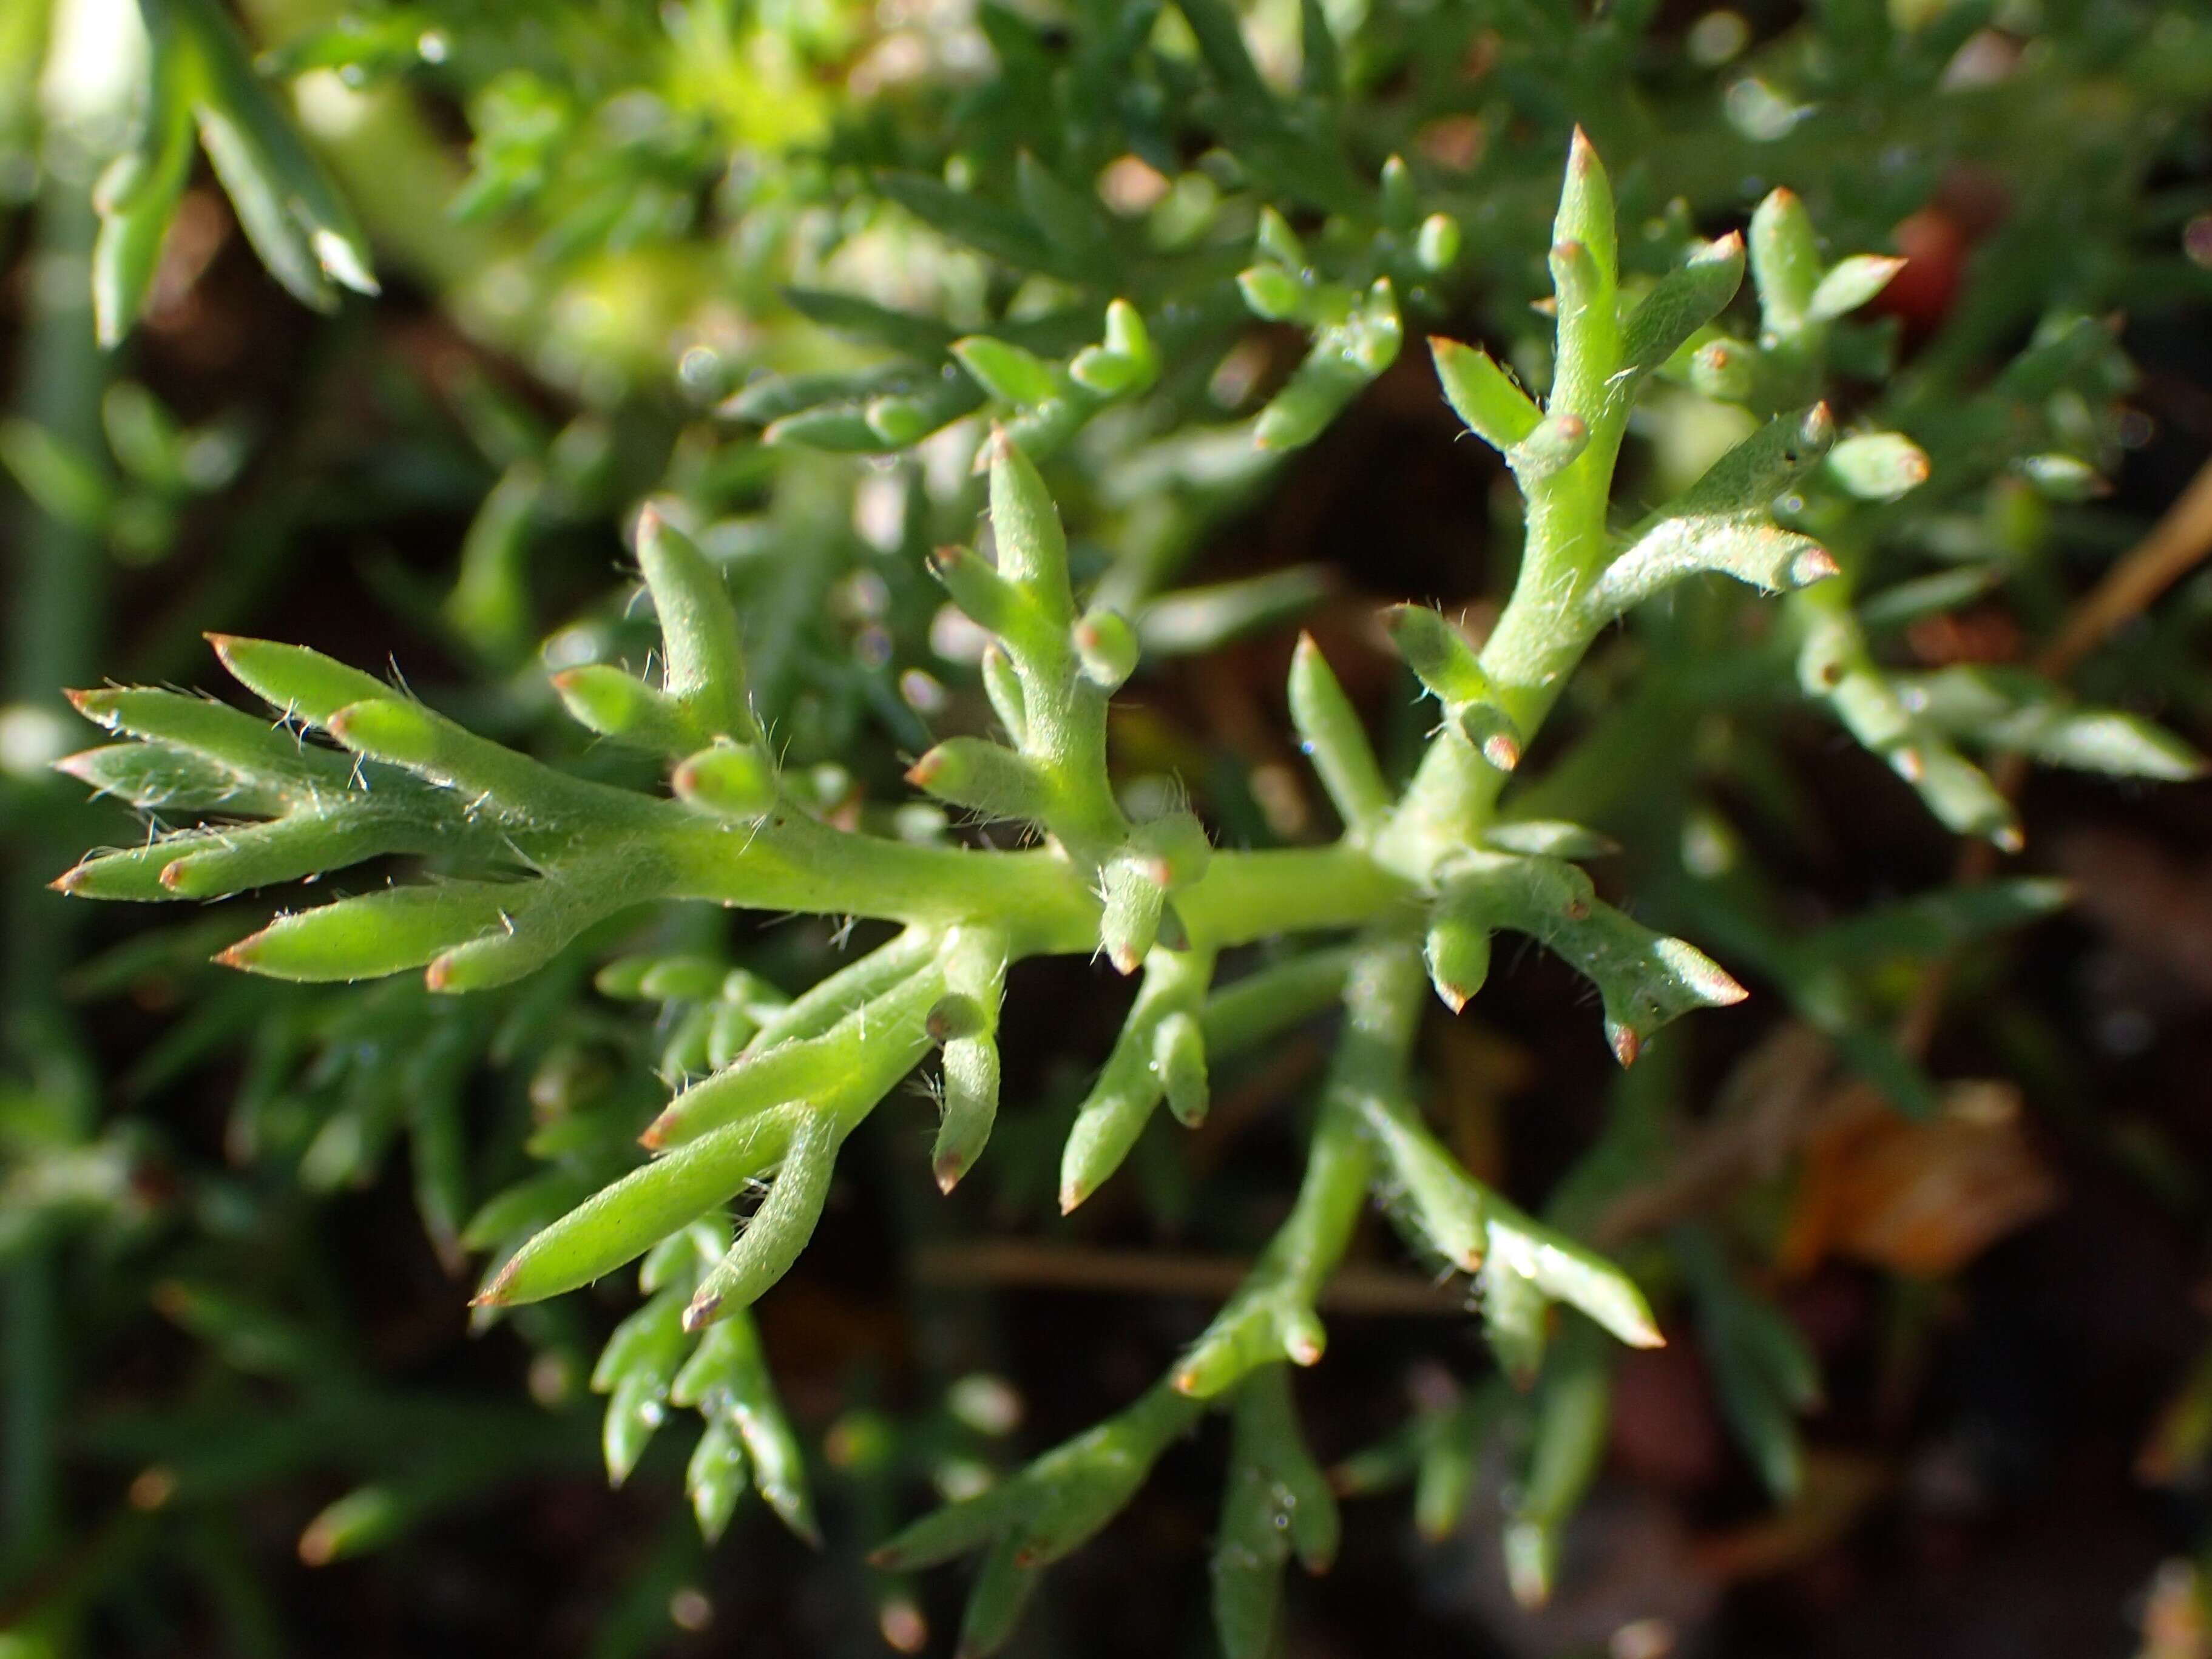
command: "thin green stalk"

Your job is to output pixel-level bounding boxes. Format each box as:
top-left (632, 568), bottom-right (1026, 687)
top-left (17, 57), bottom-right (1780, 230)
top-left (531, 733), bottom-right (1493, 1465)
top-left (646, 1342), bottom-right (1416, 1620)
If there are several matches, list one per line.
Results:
top-left (4, 0), bottom-right (107, 1585)
top-left (1174, 935), bottom-right (1426, 1396)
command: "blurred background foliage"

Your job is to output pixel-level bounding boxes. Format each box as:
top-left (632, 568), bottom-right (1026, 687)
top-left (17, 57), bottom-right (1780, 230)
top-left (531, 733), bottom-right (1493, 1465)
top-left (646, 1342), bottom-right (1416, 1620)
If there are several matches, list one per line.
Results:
top-left (6, 0), bottom-right (2212, 1655)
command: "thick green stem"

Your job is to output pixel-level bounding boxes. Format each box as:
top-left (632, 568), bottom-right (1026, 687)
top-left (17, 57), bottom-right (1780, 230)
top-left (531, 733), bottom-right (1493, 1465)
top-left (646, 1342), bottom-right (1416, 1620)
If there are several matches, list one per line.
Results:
top-left (661, 813), bottom-right (1412, 959)
top-left (1376, 433), bottom-right (1623, 876)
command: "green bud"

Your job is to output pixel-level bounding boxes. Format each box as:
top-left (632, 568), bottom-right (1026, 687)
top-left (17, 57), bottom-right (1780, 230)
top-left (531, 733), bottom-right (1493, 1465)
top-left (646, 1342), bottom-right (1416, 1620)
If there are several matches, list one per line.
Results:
top-left (1255, 205), bottom-right (1306, 269)
top-left (1379, 153), bottom-right (1418, 228)
top-left (671, 1311), bottom-right (819, 1542)
top-left (183, 0), bottom-right (380, 308)
top-left (1484, 820), bottom-right (1619, 860)
top-left (1060, 948), bottom-right (1214, 1210)
top-left (638, 1222), bottom-right (721, 1292)
top-left (1237, 262), bottom-right (1309, 323)
top-left (636, 956), bottom-right (729, 1001)
top-left (986, 431), bottom-right (1073, 615)
top-left (1253, 344), bottom-right (1368, 450)
top-left (1074, 607), bottom-right (1140, 690)
top-left (1287, 634), bottom-right (1391, 838)
top-left (935, 1033), bottom-right (999, 1193)
top-left (1825, 431), bottom-right (1931, 501)
top-left (1508, 1327), bottom-right (1613, 1608)
top-left (1508, 412), bottom-right (1589, 483)
top-left (55, 742), bottom-right (280, 816)
top-left (478, 1109), bottom-right (802, 1308)
top-left (1422, 911), bottom-right (1491, 1013)
top-left (763, 402), bottom-right (884, 451)
top-left (428, 916), bottom-right (589, 994)
top-left (1487, 1200), bottom-right (1663, 1350)
top-left (1481, 1255), bottom-right (1550, 1388)
top-left (1432, 337), bottom-right (1541, 452)
top-left (708, 1000), bottom-right (761, 1070)
top-left (1348, 280), bottom-right (1402, 375)
top-left (1807, 254), bottom-right (1907, 322)
top-left (297, 1485), bottom-right (411, 1566)
top-left (928, 544), bottom-right (1026, 635)
top-left (1619, 232), bottom-right (1745, 377)
top-left (688, 1417), bottom-right (749, 1541)
top-left (907, 737), bottom-right (1050, 822)
top-left (683, 1111), bottom-right (841, 1330)
top-left (552, 664), bottom-right (700, 754)
top-left (210, 633), bottom-right (393, 727)
top-left (2016, 452), bottom-right (2106, 501)
top-left (63, 686), bottom-right (341, 792)
top-left (596, 1290), bottom-right (690, 1484)
top-left (1748, 187), bottom-right (1822, 331)
top-left (1667, 402), bottom-right (1836, 518)
top-left (673, 741), bottom-right (778, 819)
top-left (960, 1544), bottom-right (1041, 1658)
top-left (635, 505), bottom-right (756, 742)
top-left (1382, 604), bottom-right (1490, 706)
top-left (925, 992), bottom-right (989, 1043)
top-left (1068, 300), bottom-right (1157, 396)
top-left (326, 696), bottom-right (560, 815)
top-left (1689, 337), bottom-right (1760, 402)
top-left (592, 1283), bottom-right (688, 1390)
top-left (1589, 516), bottom-right (1838, 620)
top-left (861, 373), bottom-right (987, 449)
top-left (953, 335), bottom-right (1062, 408)
top-left (1552, 129), bottom-right (1617, 291)
top-left (980, 643), bottom-right (1027, 743)
top-left (1099, 857), bottom-right (1166, 975)
top-left (1155, 1011), bottom-right (1208, 1127)
top-left (865, 393), bottom-right (941, 447)
top-left (1355, 1092), bottom-right (1487, 1271)
top-left (215, 884), bottom-right (515, 981)
top-left (1129, 809), bottom-right (1211, 889)
top-left (1437, 852), bottom-right (1747, 1066)
top-left (1415, 212), bottom-right (1462, 273)
top-left (93, 30), bottom-right (195, 348)
top-left (1548, 237), bottom-right (1601, 338)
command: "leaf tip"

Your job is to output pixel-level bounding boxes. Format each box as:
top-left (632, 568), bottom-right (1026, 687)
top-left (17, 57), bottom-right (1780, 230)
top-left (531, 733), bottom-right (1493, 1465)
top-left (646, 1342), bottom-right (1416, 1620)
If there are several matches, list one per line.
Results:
top-left (1791, 546), bottom-right (1841, 587)
top-left (681, 1291), bottom-right (720, 1333)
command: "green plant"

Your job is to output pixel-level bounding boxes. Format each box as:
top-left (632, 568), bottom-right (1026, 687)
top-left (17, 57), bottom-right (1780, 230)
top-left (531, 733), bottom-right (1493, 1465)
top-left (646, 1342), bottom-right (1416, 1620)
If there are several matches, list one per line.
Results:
top-left (49, 114), bottom-right (2202, 1648)
top-left (15, 2), bottom-right (2212, 1655)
